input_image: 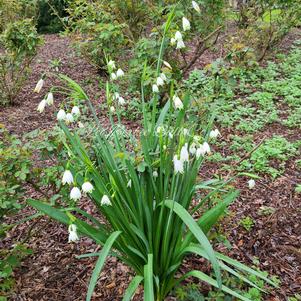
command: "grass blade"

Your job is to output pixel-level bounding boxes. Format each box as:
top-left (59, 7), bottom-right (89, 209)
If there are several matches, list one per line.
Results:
top-left (144, 254), bottom-right (154, 301)
top-left (122, 275), bottom-right (143, 301)
top-left (86, 231), bottom-right (121, 301)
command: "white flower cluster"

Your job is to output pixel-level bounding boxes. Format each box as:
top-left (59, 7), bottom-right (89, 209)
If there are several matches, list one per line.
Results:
top-left (56, 106), bottom-right (81, 123)
top-left (152, 73), bottom-right (168, 93)
top-left (108, 60), bottom-right (125, 81)
top-left (62, 170), bottom-right (111, 207)
top-left (173, 138), bottom-right (212, 174)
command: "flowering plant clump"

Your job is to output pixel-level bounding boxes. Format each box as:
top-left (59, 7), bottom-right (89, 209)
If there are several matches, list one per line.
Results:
top-left (29, 7), bottom-right (276, 301)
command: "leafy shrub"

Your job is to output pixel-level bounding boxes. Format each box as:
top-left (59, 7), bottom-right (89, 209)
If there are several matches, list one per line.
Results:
top-left (30, 10), bottom-right (276, 300)
top-left (0, 19), bottom-right (42, 105)
top-left (229, 0), bottom-right (301, 62)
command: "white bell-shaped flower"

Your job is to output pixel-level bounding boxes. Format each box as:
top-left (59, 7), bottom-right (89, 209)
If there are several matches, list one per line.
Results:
top-left (46, 92), bottom-right (54, 105)
top-left (160, 73), bottom-right (167, 82)
top-left (101, 195), bottom-right (112, 206)
top-left (209, 129), bottom-right (221, 139)
top-left (68, 224), bottom-right (79, 243)
top-left (65, 113), bottom-right (74, 123)
top-left (118, 96), bottom-right (126, 105)
top-left (34, 79), bottom-right (44, 93)
top-left (37, 99), bottom-right (47, 113)
top-left (182, 17), bottom-right (191, 31)
top-left (156, 76), bottom-right (164, 87)
top-left (62, 170), bottom-right (73, 185)
top-left (116, 68), bottom-right (125, 77)
top-left (248, 179), bottom-right (256, 189)
top-left (192, 1), bottom-right (201, 13)
top-left (202, 142), bottom-right (211, 154)
top-left (176, 39), bottom-right (185, 49)
top-left (71, 106), bottom-right (80, 116)
top-left (108, 60), bottom-right (116, 70)
top-left (82, 182), bottom-right (94, 193)
top-left (110, 106), bottom-right (115, 113)
top-left (173, 155), bottom-right (184, 174)
top-left (153, 170), bottom-right (159, 178)
top-left (189, 143), bottom-right (197, 155)
top-left (70, 187), bottom-right (81, 201)
top-left (180, 143), bottom-right (189, 162)
top-left (175, 31), bottom-right (183, 41)
top-left (127, 179), bottom-right (132, 188)
top-left (152, 84), bottom-right (159, 93)
top-left (57, 109), bottom-right (66, 121)
top-left (173, 95), bottom-right (183, 110)
top-left (111, 73), bottom-right (117, 80)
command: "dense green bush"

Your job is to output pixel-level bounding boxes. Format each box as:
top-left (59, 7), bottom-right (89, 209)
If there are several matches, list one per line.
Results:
top-left (0, 19), bottom-right (42, 105)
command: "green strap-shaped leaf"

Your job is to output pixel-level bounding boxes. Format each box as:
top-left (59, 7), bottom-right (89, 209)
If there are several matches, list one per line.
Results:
top-left (163, 200), bottom-right (222, 288)
top-left (144, 254), bottom-right (154, 301)
top-left (122, 275), bottom-right (143, 301)
top-left (177, 270), bottom-right (252, 301)
top-left (184, 244), bottom-right (265, 292)
top-left (86, 231), bottom-right (121, 301)
top-left (27, 199), bottom-right (107, 244)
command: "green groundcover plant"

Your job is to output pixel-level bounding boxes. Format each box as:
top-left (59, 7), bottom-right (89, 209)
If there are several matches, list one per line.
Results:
top-left (29, 7), bottom-right (277, 301)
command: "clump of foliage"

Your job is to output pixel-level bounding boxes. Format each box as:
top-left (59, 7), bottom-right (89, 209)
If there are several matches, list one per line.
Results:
top-left (228, 0), bottom-right (301, 62)
top-left (0, 18), bottom-right (42, 105)
top-left (29, 9), bottom-right (277, 301)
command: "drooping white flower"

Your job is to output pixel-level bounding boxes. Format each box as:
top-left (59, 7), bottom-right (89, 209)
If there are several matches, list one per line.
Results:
top-left (71, 106), bottom-right (80, 116)
top-left (111, 73), bottom-right (117, 80)
top-left (170, 37), bottom-right (176, 46)
top-left (160, 73), bottom-right (167, 82)
top-left (62, 170), bottom-right (73, 185)
top-left (175, 31), bottom-right (183, 41)
top-left (153, 170), bottom-right (159, 178)
top-left (202, 142), bottom-right (211, 154)
top-left (248, 179), bottom-right (256, 189)
top-left (196, 145), bottom-right (206, 158)
top-left (152, 84), bottom-right (159, 93)
top-left (108, 60), bottom-right (116, 70)
top-left (116, 68), bottom-right (125, 78)
top-left (173, 155), bottom-right (184, 174)
top-left (157, 76), bottom-right (164, 87)
top-left (34, 79), bottom-right (44, 93)
top-left (180, 143), bottom-right (189, 162)
top-left (118, 96), bottom-right (126, 105)
top-left (189, 143), bottom-right (197, 155)
top-left (57, 109), bottom-right (66, 121)
top-left (65, 113), bottom-right (74, 123)
top-left (46, 92), bottom-right (54, 105)
top-left (101, 195), bottom-right (112, 206)
top-left (168, 132), bottom-right (173, 139)
top-left (37, 99), bottom-right (47, 113)
top-left (68, 224), bottom-right (79, 243)
top-left (183, 128), bottom-right (189, 136)
top-left (82, 182), bottom-right (94, 193)
top-left (192, 1), bottom-right (201, 13)
top-left (78, 121), bottom-right (84, 128)
top-left (182, 17), bottom-right (191, 31)
top-left (110, 106), bottom-right (115, 113)
top-left (176, 39), bottom-right (185, 49)
top-left (70, 187), bottom-right (81, 201)
top-left (173, 95), bottom-right (183, 110)
top-left (209, 129), bottom-right (221, 139)
top-left (127, 179), bottom-right (132, 188)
